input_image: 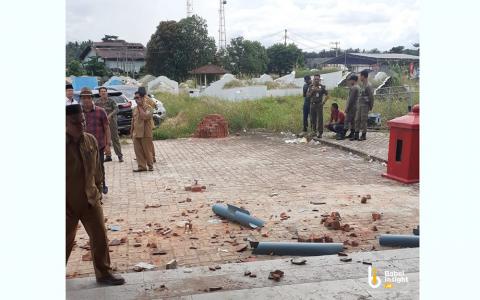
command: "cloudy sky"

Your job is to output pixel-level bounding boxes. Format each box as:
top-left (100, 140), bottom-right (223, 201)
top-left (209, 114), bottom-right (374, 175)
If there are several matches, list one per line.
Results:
top-left (66, 0), bottom-right (419, 51)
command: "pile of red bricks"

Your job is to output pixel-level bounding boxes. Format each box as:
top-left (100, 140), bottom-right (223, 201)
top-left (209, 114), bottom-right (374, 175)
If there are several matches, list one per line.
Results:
top-left (194, 114), bottom-right (229, 138)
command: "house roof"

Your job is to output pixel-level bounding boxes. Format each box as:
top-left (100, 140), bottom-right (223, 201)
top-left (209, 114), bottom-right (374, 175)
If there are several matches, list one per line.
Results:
top-left (79, 40), bottom-right (146, 61)
top-left (350, 53), bottom-right (419, 60)
top-left (189, 64), bottom-right (227, 74)
top-left (305, 57), bottom-right (336, 65)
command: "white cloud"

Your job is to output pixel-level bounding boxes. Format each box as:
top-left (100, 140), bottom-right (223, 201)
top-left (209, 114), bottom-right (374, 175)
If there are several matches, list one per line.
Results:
top-left (66, 0), bottom-right (419, 51)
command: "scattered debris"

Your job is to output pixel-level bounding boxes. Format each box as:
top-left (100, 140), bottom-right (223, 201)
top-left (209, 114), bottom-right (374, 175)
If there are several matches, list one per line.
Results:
top-left (361, 197), bottom-right (368, 204)
top-left (218, 248), bottom-right (229, 253)
top-left (212, 203), bottom-right (265, 229)
top-left (322, 212), bottom-right (342, 230)
top-left (249, 273), bottom-right (257, 278)
top-left (349, 233), bottom-right (358, 237)
top-left (166, 259), bottom-right (177, 269)
top-left (268, 270), bottom-right (285, 281)
top-left (310, 201), bottom-right (326, 205)
top-left (208, 286), bottom-right (223, 292)
top-left (337, 252), bottom-right (348, 256)
top-left (362, 261), bottom-right (372, 265)
top-left (372, 225), bottom-right (378, 231)
top-left (183, 268), bottom-right (193, 273)
top-left (152, 250), bottom-right (167, 255)
top-left (236, 244), bottom-right (248, 252)
top-left (133, 262), bottom-right (156, 272)
top-left (116, 218), bottom-right (124, 222)
top-left (208, 266), bottom-right (217, 271)
top-left (290, 258), bottom-right (307, 265)
top-left (161, 228), bottom-right (172, 235)
top-left (379, 234), bottom-right (420, 248)
top-left (145, 204), bottom-right (161, 209)
top-left (108, 239), bottom-right (123, 246)
top-left (109, 225), bottom-right (121, 231)
top-left (244, 271), bottom-right (251, 276)
top-left (280, 212), bottom-right (290, 220)
top-left (82, 253), bottom-right (92, 261)
top-left (340, 258), bottom-right (352, 262)
top-left (147, 242), bottom-right (157, 249)
top-left (366, 194), bottom-right (372, 200)
top-left (270, 193), bottom-right (279, 197)
top-left (351, 241), bottom-right (359, 247)
top-left (372, 212), bottom-right (382, 221)
top-left (186, 198), bottom-right (192, 202)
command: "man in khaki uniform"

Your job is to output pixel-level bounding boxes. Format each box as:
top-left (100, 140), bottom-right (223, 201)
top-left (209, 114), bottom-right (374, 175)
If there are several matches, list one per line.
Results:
top-left (95, 87), bottom-right (124, 162)
top-left (131, 91), bottom-right (154, 172)
top-left (66, 104), bottom-right (125, 285)
top-left (138, 87), bottom-right (157, 163)
top-left (307, 74), bottom-right (329, 138)
top-left (355, 69), bottom-right (375, 141)
top-left (345, 74), bottom-right (359, 140)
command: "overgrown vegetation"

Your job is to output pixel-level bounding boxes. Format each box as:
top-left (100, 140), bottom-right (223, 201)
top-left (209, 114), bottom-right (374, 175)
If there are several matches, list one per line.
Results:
top-left (152, 91), bottom-right (419, 140)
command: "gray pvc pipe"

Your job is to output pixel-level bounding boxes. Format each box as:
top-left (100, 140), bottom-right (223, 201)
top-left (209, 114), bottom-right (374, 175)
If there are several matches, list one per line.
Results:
top-left (212, 203), bottom-right (265, 229)
top-left (379, 234), bottom-right (419, 248)
top-left (250, 241), bottom-right (343, 256)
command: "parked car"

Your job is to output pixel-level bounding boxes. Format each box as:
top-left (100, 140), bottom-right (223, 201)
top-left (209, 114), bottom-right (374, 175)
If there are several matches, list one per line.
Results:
top-left (74, 88), bottom-right (133, 134)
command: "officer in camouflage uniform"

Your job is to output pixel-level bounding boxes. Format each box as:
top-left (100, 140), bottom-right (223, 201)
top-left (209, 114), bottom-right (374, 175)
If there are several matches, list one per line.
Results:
top-left (96, 87), bottom-right (123, 162)
top-left (354, 70), bottom-right (374, 141)
top-left (307, 74), bottom-right (329, 138)
top-left (345, 74), bottom-right (359, 140)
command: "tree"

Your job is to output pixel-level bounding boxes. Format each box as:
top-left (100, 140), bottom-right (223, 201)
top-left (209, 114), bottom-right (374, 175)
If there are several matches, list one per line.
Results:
top-left (83, 56), bottom-right (108, 77)
top-left (221, 37), bottom-right (268, 76)
top-left (389, 46), bottom-right (405, 53)
top-left (66, 40), bottom-right (92, 65)
top-left (145, 15), bottom-right (217, 81)
top-left (67, 60), bottom-right (85, 76)
top-left (267, 43), bottom-right (303, 76)
top-left (369, 48), bottom-right (381, 53)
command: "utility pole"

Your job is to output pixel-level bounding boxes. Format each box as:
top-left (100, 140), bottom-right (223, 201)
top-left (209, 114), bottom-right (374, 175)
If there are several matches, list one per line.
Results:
top-left (186, 0), bottom-right (193, 17)
top-left (284, 29), bottom-right (287, 46)
top-left (330, 41), bottom-right (340, 57)
top-left (218, 0), bottom-right (227, 50)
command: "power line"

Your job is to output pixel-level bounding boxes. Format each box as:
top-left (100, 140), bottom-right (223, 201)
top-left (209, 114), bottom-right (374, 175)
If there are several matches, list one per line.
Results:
top-left (288, 30), bottom-right (330, 47)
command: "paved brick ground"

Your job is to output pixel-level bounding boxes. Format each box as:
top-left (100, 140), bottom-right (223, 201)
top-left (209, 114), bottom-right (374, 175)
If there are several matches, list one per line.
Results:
top-left (66, 133), bottom-right (418, 279)
top-left (301, 130), bottom-right (389, 162)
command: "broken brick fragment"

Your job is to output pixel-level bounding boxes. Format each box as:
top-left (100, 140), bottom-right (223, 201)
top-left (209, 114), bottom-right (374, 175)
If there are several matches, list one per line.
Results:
top-left (361, 197), bottom-right (367, 204)
top-left (268, 270), bottom-right (285, 281)
top-left (351, 241), bottom-right (359, 247)
top-left (372, 212), bottom-right (381, 221)
top-left (340, 258), bottom-right (352, 262)
top-left (372, 225), bottom-right (378, 231)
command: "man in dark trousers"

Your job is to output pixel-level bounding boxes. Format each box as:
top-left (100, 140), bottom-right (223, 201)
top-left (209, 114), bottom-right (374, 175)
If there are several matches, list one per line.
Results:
top-left (302, 75), bottom-right (312, 133)
top-left (307, 74), bottom-right (329, 138)
top-left (345, 74), bottom-right (359, 140)
top-left (81, 87), bottom-right (111, 194)
top-left (325, 103), bottom-right (346, 140)
top-left (355, 70), bottom-right (375, 141)
top-left (66, 104), bottom-right (125, 285)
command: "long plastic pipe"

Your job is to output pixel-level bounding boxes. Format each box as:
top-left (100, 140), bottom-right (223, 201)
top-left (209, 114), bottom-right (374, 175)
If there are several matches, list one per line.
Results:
top-left (379, 234), bottom-right (419, 248)
top-left (212, 203), bottom-right (265, 229)
top-left (250, 241), bottom-right (343, 256)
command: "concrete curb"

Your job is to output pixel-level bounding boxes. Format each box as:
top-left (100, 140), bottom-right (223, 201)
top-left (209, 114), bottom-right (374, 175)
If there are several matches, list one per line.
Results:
top-left (314, 138), bottom-right (388, 163)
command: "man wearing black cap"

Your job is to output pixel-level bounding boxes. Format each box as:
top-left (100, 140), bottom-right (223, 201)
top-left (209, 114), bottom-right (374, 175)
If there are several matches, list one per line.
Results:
top-left (66, 84), bottom-right (77, 105)
top-left (302, 75), bottom-right (312, 133)
top-left (66, 104), bottom-right (125, 286)
top-left (80, 87), bottom-right (111, 194)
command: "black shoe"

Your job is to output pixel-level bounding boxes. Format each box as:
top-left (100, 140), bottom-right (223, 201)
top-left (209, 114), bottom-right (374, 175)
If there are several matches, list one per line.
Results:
top-left (359, 132), bottom-right (366, 141)
top-left (118, 156), bottom-right (124, 163)
top-left (354, 132), bottom-right (360, 141)
top-left (104, 156), bottom-right (112, 162)
top-left (102, 185), bottom-right (108, 194)
top-left (96, 274), bottom-right (125, 286)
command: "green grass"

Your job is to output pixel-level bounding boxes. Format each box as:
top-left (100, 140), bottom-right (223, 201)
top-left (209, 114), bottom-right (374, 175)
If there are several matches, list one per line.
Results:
top-left (152, 91), bottom-right (419, 140)
top-left (295, 67), bottom-right (341, 78)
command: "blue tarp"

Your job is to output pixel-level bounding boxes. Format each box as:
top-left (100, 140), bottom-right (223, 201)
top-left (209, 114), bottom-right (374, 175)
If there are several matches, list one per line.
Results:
top-left (72, 76), bottom-right (99, 91)
top-left (105, 76), bottom-right (123, 86)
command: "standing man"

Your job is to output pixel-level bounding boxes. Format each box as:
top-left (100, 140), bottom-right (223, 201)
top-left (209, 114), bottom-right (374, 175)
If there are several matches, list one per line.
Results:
top-left (302, 75), bottom-right (312, 134)
top-left (81, 87), bottom-right (111, 194)
top-left (66, 84), bottom-right (77, 105)
top-left (131, 91), bottom-right (154, 172)
top-left (354, 70), bottom-right (375, 141)
top-left (138, 87), bottom-right (157, 163)
top-left (95, 87), bottom-right (124, 162)
top-left (307, 74), bottom-right (329, 139)
top-left (345, 75), bottom-right (359, 140)
top-left (66, 104), bottom-right (125, 285)
top-left (325, 103), bottom-right (346, 140)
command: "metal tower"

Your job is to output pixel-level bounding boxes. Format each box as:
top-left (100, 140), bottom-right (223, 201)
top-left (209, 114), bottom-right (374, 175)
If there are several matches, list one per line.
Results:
top-left (186, 0), bottom-right (193, 17)
top-left (218, 0), bottom-right (227, 50)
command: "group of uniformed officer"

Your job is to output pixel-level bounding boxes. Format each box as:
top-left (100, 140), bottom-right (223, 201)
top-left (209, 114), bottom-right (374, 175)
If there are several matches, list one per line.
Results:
top-left (302, 69), bottom-right (374, 141)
